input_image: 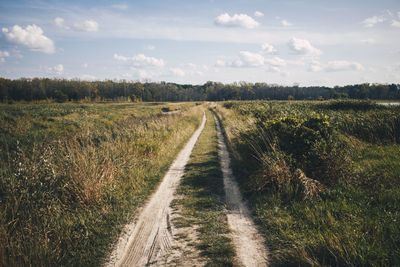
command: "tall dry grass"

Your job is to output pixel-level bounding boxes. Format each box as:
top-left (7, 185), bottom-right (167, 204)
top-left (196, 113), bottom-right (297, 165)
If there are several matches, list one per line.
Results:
top-left (0, 103), bottom-right (203, 266)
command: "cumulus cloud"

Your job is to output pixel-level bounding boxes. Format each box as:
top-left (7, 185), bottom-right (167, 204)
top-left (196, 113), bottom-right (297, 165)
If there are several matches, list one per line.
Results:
top-left (214, 13), bottom-right (259, 29)
top-left (362, 16), bottom-right (385, 27)
top-left (54, 17), bottom-right (69, 29)
top-left (215, 52), bottom-right (264, 68)
top-left (48, 64), bottom-right (64, 75)
top-left (114, 53), bottom-right (165, 67)
top-left (325, 60), bottom-right (363, 72)
top-left (307, 60), bottom-right (323, 72)
top-left (238, 51), bottom-right (264, 67)
top-left (265, 56), bottom-right (286, 67)
top-left (254, 11), bottom-right (264, 17)
top-left (73, 20), bottom-right (99, 32)
top-left (215, 59), bottom-right (226, 67)
top-left (281, 20), bottom-right (292, 26)
top-left (216, 51), bottom-right (287, 71)
top-left (288, 37), bottom-right (322, 56)
top-left (261, 43), bottom-right (277, 54)
top-left (2, 25), bottom-right (55, 54)
top-left (0, 50), bottom-right (10, 63)
top-left (391, 20), bottom-right (400, 28)
top-left (170, 68), bottom-right (185, 77)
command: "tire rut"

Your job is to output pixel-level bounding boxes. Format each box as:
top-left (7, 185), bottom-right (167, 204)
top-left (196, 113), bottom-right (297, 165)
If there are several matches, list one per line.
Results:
top-left (106, 112), bottom-right (206, 267)
top-left (214, 114), bottom-right (269, 267)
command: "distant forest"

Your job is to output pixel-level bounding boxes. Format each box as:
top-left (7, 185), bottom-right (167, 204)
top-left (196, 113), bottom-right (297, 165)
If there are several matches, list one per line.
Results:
top-left (1, 78), bottom-right (399, 102)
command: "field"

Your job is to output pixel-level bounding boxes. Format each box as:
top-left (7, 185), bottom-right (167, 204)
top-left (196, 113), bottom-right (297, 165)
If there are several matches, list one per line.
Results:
top-left (0, 102), bottom-right (203, 266)
top-left (1, 100), bottom-right (399, 266)
top-left (216, 100), bottom-right (400, 266)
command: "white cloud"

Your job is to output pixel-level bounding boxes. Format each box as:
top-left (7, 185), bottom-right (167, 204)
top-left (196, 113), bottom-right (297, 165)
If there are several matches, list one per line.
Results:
top-left (170, 68), bottom-right (185, 77)
top-left (0, 51), bottom-right (9, 63)
top-left (80, 74), bottom-right (97, 81)
top-left (254, 11), bottom-right (264, 17)
top-left (216, 51), bottom-right (286, 71)
top-left (398, 11), bottom-right (400, 18)
top-left (391, 20), bottom-right (400, 28)
top-left (82, 63), bottom-right (88, 68)
top-left (215, 59), bottom-right (226, 67)
top-left (265, 56), bottom-right (286, 67)
top-left (288, 37), bottom-right (322, 56)
top-left (48, 64), bottom-right (64, 75)
top-left (325, 60), bottom-right (363, 72)
top-left (54, 17), bottom-right (69, 29)
top-left (261, 43), bottom-right (277, 54)
top-left (239, 51), bottom-right (264, 67)
top-left (362, 16), bottom-right (385, 27)
top-left (114, 53), bottom-right (165, 67)
top-left (214, 13), bottom-right (259, 29)
top-left (0, 51), bottom-right (10, 57)
top-left (144, 45), bottom-right (155, 50)
top-left (307, 60), bottom-right (323, 72)
top-left (182, 63), bottom-right (197, 69)
top-left (281, 20), bottom-right (292, 27)
top-left (2, 25), bottom-right (55, 54)
top-left (266, 66), bottom-right (282, 73)
top-left (73, 20), bottom-right (99, 32)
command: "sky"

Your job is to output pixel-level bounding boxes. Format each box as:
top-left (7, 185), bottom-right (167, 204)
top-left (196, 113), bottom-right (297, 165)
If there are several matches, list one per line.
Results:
top-left (0, 0), bottom-right (399, 86)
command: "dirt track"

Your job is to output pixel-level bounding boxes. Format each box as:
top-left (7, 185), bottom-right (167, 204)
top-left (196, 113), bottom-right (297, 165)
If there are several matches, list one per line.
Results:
top-left (106, 111), bottom-right (268, 266)
top-left (106, 112), bottom-right (206, 266)
top-left (214, 115), bottom-right (269, 267)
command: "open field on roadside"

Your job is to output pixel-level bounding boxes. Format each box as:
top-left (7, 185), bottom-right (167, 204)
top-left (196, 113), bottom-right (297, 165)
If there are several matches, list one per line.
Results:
top-left (1, 99), bottom-right (399, 266)
top-left (216, 100), bottom-right (400, 266)
top-left (0, 102), bottom-right (203, 266)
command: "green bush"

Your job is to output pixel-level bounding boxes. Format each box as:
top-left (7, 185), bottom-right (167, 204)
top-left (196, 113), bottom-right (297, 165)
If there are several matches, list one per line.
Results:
top-left (254, 114), bottom-right (350, 185)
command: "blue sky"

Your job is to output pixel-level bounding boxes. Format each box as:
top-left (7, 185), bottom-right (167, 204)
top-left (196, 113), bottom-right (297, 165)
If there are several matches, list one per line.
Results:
top-left (0, 0), bottom-right (399, 86)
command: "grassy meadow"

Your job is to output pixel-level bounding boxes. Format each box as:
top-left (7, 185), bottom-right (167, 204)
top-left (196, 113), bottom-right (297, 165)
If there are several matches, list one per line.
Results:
top-left (0, 102), bottom-right (203, 266)
top-left (216, 100), bottom-right (400, 266)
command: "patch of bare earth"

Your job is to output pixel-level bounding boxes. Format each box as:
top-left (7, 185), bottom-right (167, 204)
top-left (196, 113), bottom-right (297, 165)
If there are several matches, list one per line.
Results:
top-left (214, 115), bottom-right (269, 267)
top-left (154, 196), bottom-right (208, 266)
top-left (105, 113), bottom-right (206, 267)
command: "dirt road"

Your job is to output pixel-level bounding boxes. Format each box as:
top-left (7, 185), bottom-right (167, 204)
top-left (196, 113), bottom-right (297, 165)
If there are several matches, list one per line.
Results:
top-left (107, 111), bottom-right (268, 266)
top-left (214, 115), bottom-right (269, 267)
top-left (106, 112), bottom-right (206, 266)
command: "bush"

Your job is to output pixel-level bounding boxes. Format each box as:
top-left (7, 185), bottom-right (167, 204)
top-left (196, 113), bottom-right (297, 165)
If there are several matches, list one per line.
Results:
top-left (255, 115), bottom-right (350, 184)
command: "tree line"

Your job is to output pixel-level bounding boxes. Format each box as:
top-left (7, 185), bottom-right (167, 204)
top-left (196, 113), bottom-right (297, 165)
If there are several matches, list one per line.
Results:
top-left (0, 78), bottom-right (399, 102)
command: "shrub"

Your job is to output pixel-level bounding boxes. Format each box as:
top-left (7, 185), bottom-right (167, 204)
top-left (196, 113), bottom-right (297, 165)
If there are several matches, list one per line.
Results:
top-left (254, 114), bottom-right (350, 185)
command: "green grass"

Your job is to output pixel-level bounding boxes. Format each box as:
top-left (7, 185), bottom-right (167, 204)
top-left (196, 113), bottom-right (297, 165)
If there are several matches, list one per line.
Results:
top-left (0, 102), bottom-right (202, 266)
top-left (171, 110), bottom-right (236, 266)
top-left (216, 100), bottom-right (400, 266)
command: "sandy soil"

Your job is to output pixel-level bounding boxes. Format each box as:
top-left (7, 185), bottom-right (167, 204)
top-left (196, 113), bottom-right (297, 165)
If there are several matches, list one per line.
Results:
top-left (214, 115), bottom-right (269, 267)
top-left (105, 112), bottom-right (206, 267)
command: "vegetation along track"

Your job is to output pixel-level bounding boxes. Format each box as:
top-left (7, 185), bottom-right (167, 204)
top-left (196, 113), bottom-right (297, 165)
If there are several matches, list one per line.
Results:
top-left (214, 114), bottom-right (269, 266)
